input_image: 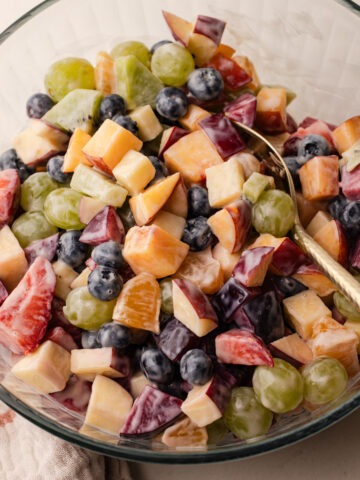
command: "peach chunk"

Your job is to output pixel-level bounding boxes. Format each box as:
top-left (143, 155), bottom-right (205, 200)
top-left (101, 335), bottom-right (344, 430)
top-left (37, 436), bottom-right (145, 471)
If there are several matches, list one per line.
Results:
top-left (63, 128), bottom-right (91, 172)
top-left (332, 116), bottom-right (360, 155)
top-left (164, 130), bottom-right (223, 184)
top-left (179, 104), bottom-right (211, 131)
top-left (123, 225), bottom-right (189, 278)
top-left (298, 155), bottom-right (339, 201)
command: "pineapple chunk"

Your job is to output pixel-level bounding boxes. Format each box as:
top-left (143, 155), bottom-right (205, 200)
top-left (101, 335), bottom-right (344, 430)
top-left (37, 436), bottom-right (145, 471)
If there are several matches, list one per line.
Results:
top-left (123, 225), bottom-right (189, 278)
top-left (0, 225), bottom-right (28, 292)
top-left (298, 155), bottom-right (339, 201)
top-left (112, 150), bottom-right (155, 195)
top-left (11, 340), bottom-right (71, 394)
top-left (63, 128), bottom-right (91, 173)
top-left (205, 157), bottom-right (245, 208)
top-left (311, 316), bottom-right (359, 376)
top-left (150, 210), bottom-right (186, 240)
top-left (283, 290), bottom-right (331, 340)
top-left (306, 210), bottom-right (332, 237)
top-left (52, 260), bottom-right (78, 301)
top-left (164, 130), bottom-right (223, 184)
top-left (129, 173), bottom-right (180, 225)
top-left (179, 104), bottom-right (211, 131)
top-left (332, 116), bottom-right (360, 154)
top-left (70, 347), bottom-right (128, 381)
top-left (82, 119), bottom-right (143, 173)
top-left (84, 375), bottom-right (133, 434)
top-left (129, 105), bottom-right (162, 141)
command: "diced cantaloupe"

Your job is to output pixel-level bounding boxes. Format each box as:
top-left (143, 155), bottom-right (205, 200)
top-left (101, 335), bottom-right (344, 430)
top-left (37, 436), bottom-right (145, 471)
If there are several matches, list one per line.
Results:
top-left (179, 104), bottom-right (211, 131)
top-left (129, 172), bottom-right (180, 225)
top-left (129, 105), bottom-right (162, 142)
top-left (150, 210), bottom-right (186, 240)
top-left (62, 128), bottom-right (92, 173)
top-left (82, 119), bottom-right (143, 174)
top-left (11, 340), bottom-right (71, 394)
top-left (112, 150), bottom-right (155, 195)
top-left (306, 210), bottom-right (332, 237)
top-left (311, 316), bottom-right (359, 376)
top-left (205, 157), bottom-right (245, 208)
top-left (164, 130), bottom-right (223, 184)
top-left (283, 290), bottom-right (331, 340)
top-left (0, 225), bottom-right (28, 291)
top-left (123, 225), bottom-right (189, 278)
top-left (332, 116), bottom-right (360, 155)
top-left (298, 155), bottom-right (339, 201)
top-left (312, 219), bottom-right (347, 265)
top-left (256, 87), bottom-right (287, 133)
top-left (232, 55), bottom-right (260, 92)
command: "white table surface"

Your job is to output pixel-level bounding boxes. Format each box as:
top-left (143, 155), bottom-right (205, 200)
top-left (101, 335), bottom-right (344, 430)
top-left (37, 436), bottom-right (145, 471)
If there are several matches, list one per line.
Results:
top-left (1, 1), bottom-right (360, 479)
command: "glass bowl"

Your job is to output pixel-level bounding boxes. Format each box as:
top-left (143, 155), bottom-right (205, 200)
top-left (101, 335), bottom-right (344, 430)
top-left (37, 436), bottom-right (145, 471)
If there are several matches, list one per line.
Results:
top-left (0, 0), bottom-right (360, 464)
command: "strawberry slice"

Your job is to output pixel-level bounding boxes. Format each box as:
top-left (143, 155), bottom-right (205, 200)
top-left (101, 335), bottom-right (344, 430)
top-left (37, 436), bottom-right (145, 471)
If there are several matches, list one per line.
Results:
top-left (0, 169), bottom-right (20, 227)
top-left (0, 256), bottom-right (56, 354)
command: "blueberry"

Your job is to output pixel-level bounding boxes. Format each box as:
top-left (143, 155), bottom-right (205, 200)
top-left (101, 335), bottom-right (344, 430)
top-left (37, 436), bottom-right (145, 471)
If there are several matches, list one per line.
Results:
top-left (57, 230), bottom-right (89, 268)
top-left (88, 266), bottom-right (123, 301)
top-left (339, 201), bottom-right (360, 236)
top-left (0, 149), bottom-right (35, 182)
top-left (112, 114), bottom-right (138, 135)
top-left (99, 94), bottom-right (126, 123)
top-left (140, 347), bottom-right (175, 384)
top-left (187, 185), bottom-right (212, 218)
top-left (297, 134), bottom-right (330, 163)
top-left (81, 330), bottom-right (101, 349)
top-left (26, 93), bottom-right (54, 119)
top-left (180, 349), bottom-right (213, 386)
top-left (284, 156), bottom-right (301, 188)
top-left (155, 87), bottom-right (188, 121)
top-left (272, 276), bottom-right (307, 300)
top-left (91, 240), bottom-right (124, 270)
top-left (150, 40), bottom-right (172, 54)
top-left (96, 322), bottom-right (130, 349)
top-left (47, 155), bottom-right (72, 184)
top-left (187, 68), bottom-right (224, 101)
top-left (147, 155), bottom-right (169, 185)
top-left (182, 216), bottom-right (213, 251)
top-left (329, 195), bottom-right (349, 221)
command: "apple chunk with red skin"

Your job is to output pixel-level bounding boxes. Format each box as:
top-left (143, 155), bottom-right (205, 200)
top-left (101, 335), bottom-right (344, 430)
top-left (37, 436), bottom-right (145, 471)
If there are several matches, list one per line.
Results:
top-left (70, 347), bottom-right (130, 381)
top-left (232, 246), bottom-right (274, 287)
top-left (162, 10), bottom-right (193, 45)
top-left (269, 333), bottom-right (313, 369)
top-left (79, 206), bottom-right (125, 245)
top-left (312, 219), bottom-right (348, 266)
top-left (159, 126), bottom-right (189, 159)
top-left (292, 263), bottom-right (337, 297)
top-left (0, 169), bottom-right (20, 227)
top-left (224, 93), bottom-right (257, 128)
top-left (199, 114), bottom-right (246, 159)
top-left (0, 281), bottom-right (8, 306)
top-left (172, 278), bottom-right (218, 337)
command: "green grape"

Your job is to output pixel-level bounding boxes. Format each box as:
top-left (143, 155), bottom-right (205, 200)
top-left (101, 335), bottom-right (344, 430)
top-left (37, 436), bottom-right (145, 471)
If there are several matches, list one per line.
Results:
top-left (63, 286), bottom-right (116, 330)
top-left (44, 188), bottom-right (85, 230)
top-left (334, 284), bottom-right (360, 322)
top-left (45, 57), bottom-right (95, 103)
top-left (159, 278), bottom-right (173, 314)
top-left (252, 189), bottom-right (295, 237)
top-left (223, 387), bottom-right (273, 440)
top-left (206, 418), bottom-right (229, 445)
top-left (111, 41), bottom-right (151, 68)
top-left (253, 358), bottom-right (304, 413)
top-left (151, 43), bottom-right (195, 87)
top-left (11, 211), bottom-right (58, 248)
top-left (302, 357), bottom-right (348, 405)
top-left (20, 172), bottom-right (59, 212)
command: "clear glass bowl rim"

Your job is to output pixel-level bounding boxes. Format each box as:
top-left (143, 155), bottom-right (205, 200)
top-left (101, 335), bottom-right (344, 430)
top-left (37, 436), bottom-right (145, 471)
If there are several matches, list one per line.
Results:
top-left (0, 0), bottom-right (360, 465)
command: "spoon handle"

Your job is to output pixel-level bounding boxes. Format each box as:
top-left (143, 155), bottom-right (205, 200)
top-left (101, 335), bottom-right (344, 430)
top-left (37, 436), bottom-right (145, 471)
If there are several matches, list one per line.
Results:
top-left (293, 222), bottom-right (360, 310)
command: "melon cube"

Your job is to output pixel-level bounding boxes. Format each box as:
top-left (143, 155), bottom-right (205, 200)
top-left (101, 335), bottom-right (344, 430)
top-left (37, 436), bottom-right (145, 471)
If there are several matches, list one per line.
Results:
top-left (62, 128), bottom-right (91, 173)
top-left (11, 340), bottom-right (71, 394)
top-left (205, 157), bottom-right (245, 208)
top-left (179, 104), bottom-right (211, 131)
top-left (112, 150), bottom-right (155, 195)
top-left (84, 375), bottom-right (133, 434)
top-left (283, 290), bottom-right (331, 340)
top-left (123, 225), bottom-right (189, 278)
top-left (243, 172), bottom-right (275, 204)
top-left (0, 225), bottom-right (28, 291)
top-left (52, 260), bottom-right (78, 301)
top-left (256, 87), bottom-right (287, 134)
top-left (150, 210), bottom-right (186, 240)
top-left (129, 105), bottom-right (162, 142)
top-left (164, 130), bottom-right (223, 184)
top-left (298, 155), bottom-right (339, 201)
top-left (82, 119), bottom-right (142, 174)
top-left (332, 116), bottom-right (360, 154)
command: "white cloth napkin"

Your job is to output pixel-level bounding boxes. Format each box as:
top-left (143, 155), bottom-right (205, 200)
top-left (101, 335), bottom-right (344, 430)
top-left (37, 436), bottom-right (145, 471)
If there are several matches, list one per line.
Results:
top-left (0, 401), bottom-right (132, 480)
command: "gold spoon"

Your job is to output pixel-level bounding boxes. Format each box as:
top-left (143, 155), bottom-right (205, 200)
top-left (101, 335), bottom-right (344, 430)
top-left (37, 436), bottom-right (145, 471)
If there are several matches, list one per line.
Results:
top-left (235, 121), bottom-right (360, 311)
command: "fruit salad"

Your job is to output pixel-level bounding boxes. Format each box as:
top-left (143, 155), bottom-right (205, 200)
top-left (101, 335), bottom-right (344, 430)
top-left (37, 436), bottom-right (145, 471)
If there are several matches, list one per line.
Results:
top-left (0, 9), bottom-right (360, 450)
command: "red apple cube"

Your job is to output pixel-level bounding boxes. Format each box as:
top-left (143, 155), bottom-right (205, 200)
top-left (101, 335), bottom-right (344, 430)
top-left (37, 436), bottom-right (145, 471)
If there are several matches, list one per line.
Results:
top-left (312, 219), bottom-right (348, 266)
top-left (269, 333), bottom-right (313, 368)
top-left (232, 247), bottom-right (274, 287)
top-left (162, 11), bottom-right (193, 45)
top-left (71, 347), bottom-right (130, 381)
top-left (199, 114), bottom-right (246, 159)
top-left (292, 264), bottom-right (337, 297)
top-left (206, 53), bottom-right (252, 91)
top-left (0, 169), bottom-right (20, 227)
top-left (79, 206), bottom-right (125, 245)
top-left (215, 329), bottom-right (274, 366)
top-left (0, 256), bottom-right (55, 354)
top-left (163, 176), bottom-right (188, 218)
top-left (193, 15), bottom-right (226, 46)
top-left (188, 33), bottom-right (218, 67)
top-left (341, 164), bottom-right (360, 200)
top-left (224, 93), bottom-right (257, 127)
top-left (159, 126), bottom-right (189, 158)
